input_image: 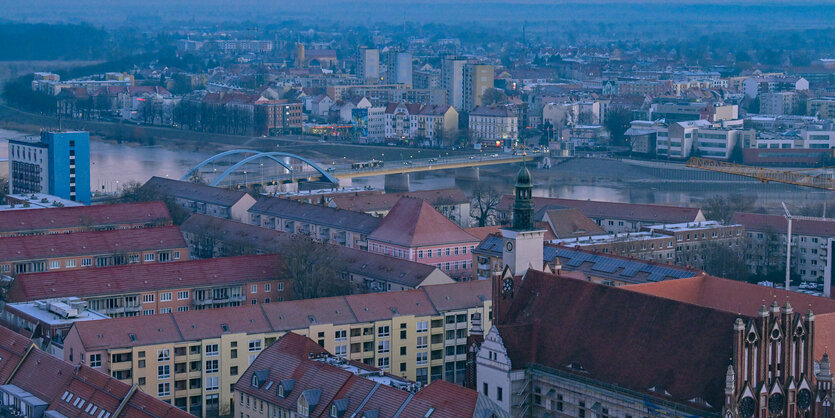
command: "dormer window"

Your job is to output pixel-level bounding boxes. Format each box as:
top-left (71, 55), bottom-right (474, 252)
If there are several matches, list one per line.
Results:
top-left (251, 375), bottom-right (259, 388)
top-left (331, 405), bottom-right (338, 418)
top-left (278, 385), bottom-right (285, 397)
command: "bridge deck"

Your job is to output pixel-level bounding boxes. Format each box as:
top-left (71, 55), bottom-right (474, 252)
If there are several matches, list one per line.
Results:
top-left (333, 155), bottom-right (531, 179)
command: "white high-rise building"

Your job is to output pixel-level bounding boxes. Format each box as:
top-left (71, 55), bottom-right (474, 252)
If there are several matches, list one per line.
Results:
top-left (442, 57), bottom-right (466, 110)
top-left (357, 48), bottom-right (380, 83)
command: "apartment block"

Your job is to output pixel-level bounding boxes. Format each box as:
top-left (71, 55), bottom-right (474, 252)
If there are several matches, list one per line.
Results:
top-left (141, 177), bottom-right (257, 222)
top-left (248, 196), bottom-right (381, 250)
top-left (0, 201), bottom-right (172, 237)
top-left (7, 255), bottom-right (290, 315)
top-left (0, 225), bottom-right (187, 275)
top-left (468, 106), bottom-right (518, 147)
top-left (180, 214), bottom-right (454, 292)
top-left (62, 280), bottom-right (492, 417)
top-left (8, 131), bottom-right (91, 204)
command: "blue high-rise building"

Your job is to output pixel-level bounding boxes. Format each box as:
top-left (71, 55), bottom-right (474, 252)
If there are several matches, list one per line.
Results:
top-left (43, 131), bottom-right (90, 204)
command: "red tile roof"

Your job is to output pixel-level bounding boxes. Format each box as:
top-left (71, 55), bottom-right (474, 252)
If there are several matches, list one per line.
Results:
top-left (329, 188), bottom-right (468, 213)
top-left (498, 269), bottom-right (739, 412)
top-left (0, 225), bottom-right (186, 263)
top-left (541, 208), bottom-right (606, 238)
top-left (8, 254), bottom-right (283, 302)
top-left (0, 201), bottom-right (171, 235)
top-left (68, 280), bottom-right (491, 351)
top-left (626, 274), bottom-right (835, 361)
top-left (236, 333), bottom-right (494, 418)
top-left (731, 211), bottom-right (835, 237)
top-left (0, 326), bottom-right (190, 418)
top-left (500, 195), bottom-right (703, 224)
top-left (369, 197), bottom-right (478, 247)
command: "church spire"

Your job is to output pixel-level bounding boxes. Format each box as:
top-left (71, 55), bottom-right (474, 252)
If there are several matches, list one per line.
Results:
top-left (512, 155), bottom-right (534, 230)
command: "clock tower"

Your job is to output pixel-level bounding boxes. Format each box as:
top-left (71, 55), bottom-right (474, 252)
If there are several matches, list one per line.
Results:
top-left (500, 157), bottom-right (545, 277)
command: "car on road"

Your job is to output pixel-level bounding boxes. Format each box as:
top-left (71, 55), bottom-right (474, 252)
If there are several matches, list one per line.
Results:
top-left (428, 158), bottom-right (437, 163)
top-left (326, 167), bottom-right (336, 172)
top-left (490, 153), bottom-right (499, 157)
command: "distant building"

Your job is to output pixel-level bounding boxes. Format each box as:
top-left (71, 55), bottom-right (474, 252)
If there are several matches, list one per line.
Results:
top-left (383, 50), bottom-right (413, 85)
top-left (760, 91), bottom-right (800, 115)
top-left (328, 188), bottom-right (471, 228)
top-left (235, 332), bottom-right (508, 418)
top-left (469, 106), bottom-right (518, 148)
top-left (383, 102), bottom-right (458, 146)
top-left (255, 100), bottom-right (303, 135)
top-left (8, 131), bottom-right (91, 204)
top-left (743, 75), bottom-right (809, 98)
top-left (1, 298), bottom-right (109, 357)
top-left (808, 97), bottom-right (835, 118)
top-left (442, 57), bottom-right (467, 109)
top-left (357, 47), bottom-right (380, 83)
top-left (463, 64), bottom-right (494, 111)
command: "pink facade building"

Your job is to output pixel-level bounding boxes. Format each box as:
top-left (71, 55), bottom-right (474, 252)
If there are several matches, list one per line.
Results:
top-left (368, 197), bottom-right (479, 279)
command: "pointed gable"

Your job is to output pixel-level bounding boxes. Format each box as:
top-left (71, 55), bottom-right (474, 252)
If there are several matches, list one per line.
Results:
top-left (368, 197), bottom-right (478, 247)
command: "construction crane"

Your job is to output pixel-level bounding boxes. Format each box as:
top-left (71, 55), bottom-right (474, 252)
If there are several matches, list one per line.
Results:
top-left (686, 157), bottom-right (835, 191)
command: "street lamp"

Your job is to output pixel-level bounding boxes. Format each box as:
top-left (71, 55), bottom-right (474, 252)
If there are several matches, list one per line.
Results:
top-left (782, 202), bottom-right (792, 290)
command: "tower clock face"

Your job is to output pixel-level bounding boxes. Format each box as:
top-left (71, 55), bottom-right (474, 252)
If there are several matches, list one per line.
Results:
top-left (768, 393), bottom-right (784, 414)
top-left (737, 397), bottom-right (755, 418)
top-left (506, 241), bottom-right (513, 252)
top-left (797, 389), bottom-right (812, 410)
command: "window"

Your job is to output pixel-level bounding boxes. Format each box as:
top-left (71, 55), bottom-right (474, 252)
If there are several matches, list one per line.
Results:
top-left (49, 260), bottom-right (60, 270)
top-left (177, 306), bottom-right (189, 312)
top-left (177, 291), bottom-right (189, 300)
top-left (205, 376), bottom-right (219, 391)
top-left (144, 253), bottom-right (155, 262)
top-left (143, 309), bottom-right (155, 315)
top-left (483, 383), bottom-right (488, 395)
top-left (265, 284), bottom-right (271, 292)
top-left (497, 387), bottom-right (503, 402)
top-left (378, 326), bottom-right (390, 337)
top-left (160, 307), bottom-right (172, 314)
top-left (158, 349), bottom-right (170, 361)
top-left (206, 344), bottom-right (219, 357)
top-left (89, 354), bottom-right (101, 368)
top-left (160, 292), bottom-right (172, 302)
top-left (416, 321), bottom-right (428, 333)
top-left (416, 336), bottom-right (428, 349)
top-left (81, 258), bottom-right (92, 267)
top-left (205, 360), bottom-right (219, 374)
top-left (251, 285), bottom-right (257, 294)
top-left (334, 345), bottom-right (347, 357)
top-left (158, 382), bottom-right (170, 397)
top-left (335, 330), bottom-right (347, 342)
top-left (143, 294), bottom-right (155, 303)
top-left (416, 352), bottom-right (428, 365)
top-left (65, 259), bottom-right (76, 268)
top-left (174, 251), bottom-right (180, 260)
top-left (377, 357), bottom-right (389, 369)
top-left (378, 340), bottom-right (390, 354)
top-left (158, 365), bottom-right (170, 379)
top-left (249, 340), bottom-right (262, 352)
top-left (277, 282), bottom-right (284, 291)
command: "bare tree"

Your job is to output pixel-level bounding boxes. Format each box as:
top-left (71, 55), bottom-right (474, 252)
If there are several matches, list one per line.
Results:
top-left (702, 193), bottom-right (757, 224)
top-left (0, 176), bottom-right (8, 202)
top-left (278, 235), bottom-right (352, 300)
top-left (470, 184), bottom-right (502, 227)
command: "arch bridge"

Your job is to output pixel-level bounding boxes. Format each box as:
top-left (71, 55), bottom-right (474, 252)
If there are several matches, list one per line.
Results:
top-left (181, 149), bottom-right (339, 187)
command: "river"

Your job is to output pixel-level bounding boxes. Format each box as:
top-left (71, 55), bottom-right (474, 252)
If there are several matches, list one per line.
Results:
top-left (0, 128), bottom-right (830, 209)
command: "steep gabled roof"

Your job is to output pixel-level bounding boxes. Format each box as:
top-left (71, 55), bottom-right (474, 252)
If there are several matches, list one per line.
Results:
top-left (498, 270), bottom-right (739, 412)
top-left (368, 197), bottom-right (477, 247)
top-left (329, 188), bottom-right (468, 213)
top-left (249, 197), bottom-right (381, 235)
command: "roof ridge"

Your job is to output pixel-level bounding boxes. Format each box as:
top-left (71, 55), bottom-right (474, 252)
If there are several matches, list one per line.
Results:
top-left (169, 311), bottom-right (185, 341)
top-left (259, 302), bottom-right (275, 332)
top-left (349, 381), bottom-right (381, 418)
top-left (420, 286), bottom-right (440, 315)
top-left (341, 295), bottom-right (360, 324)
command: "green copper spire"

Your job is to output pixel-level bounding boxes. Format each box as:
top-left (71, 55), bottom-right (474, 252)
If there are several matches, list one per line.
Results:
top-left (512, 154), bottom-right (534, 230)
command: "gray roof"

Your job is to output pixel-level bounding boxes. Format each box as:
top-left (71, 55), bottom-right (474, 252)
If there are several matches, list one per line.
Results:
top-left (474, 234), bottom-right (697, 284)
top-left (142, 177), bottom-right (250, 207)
top-left (250, 197), bottom-right (381, 234)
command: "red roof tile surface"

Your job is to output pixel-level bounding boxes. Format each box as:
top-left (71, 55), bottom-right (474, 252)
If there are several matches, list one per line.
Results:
top-left (500, 195), bottom-right (703, 224)
top-left (732, 211), bottom-right (835, 237)
top-left (0, 201), bottom-right (171, 235)
top-left (330, 188), bottom-right (468, 213)
top-left (0, 225), bottom-right (186, 262)
top-left (498, 269), bottom-right (739, 412)
top-left (0, 325), bottom-right (191, 418)
top-left (9, 254), bottom-right (283, 302)
top-left (68, 280), bottom-right (491, 351)
top-left (236, 333), bottom-right (494, 418)
top-left (369, 197), bottom-right (477, 247)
